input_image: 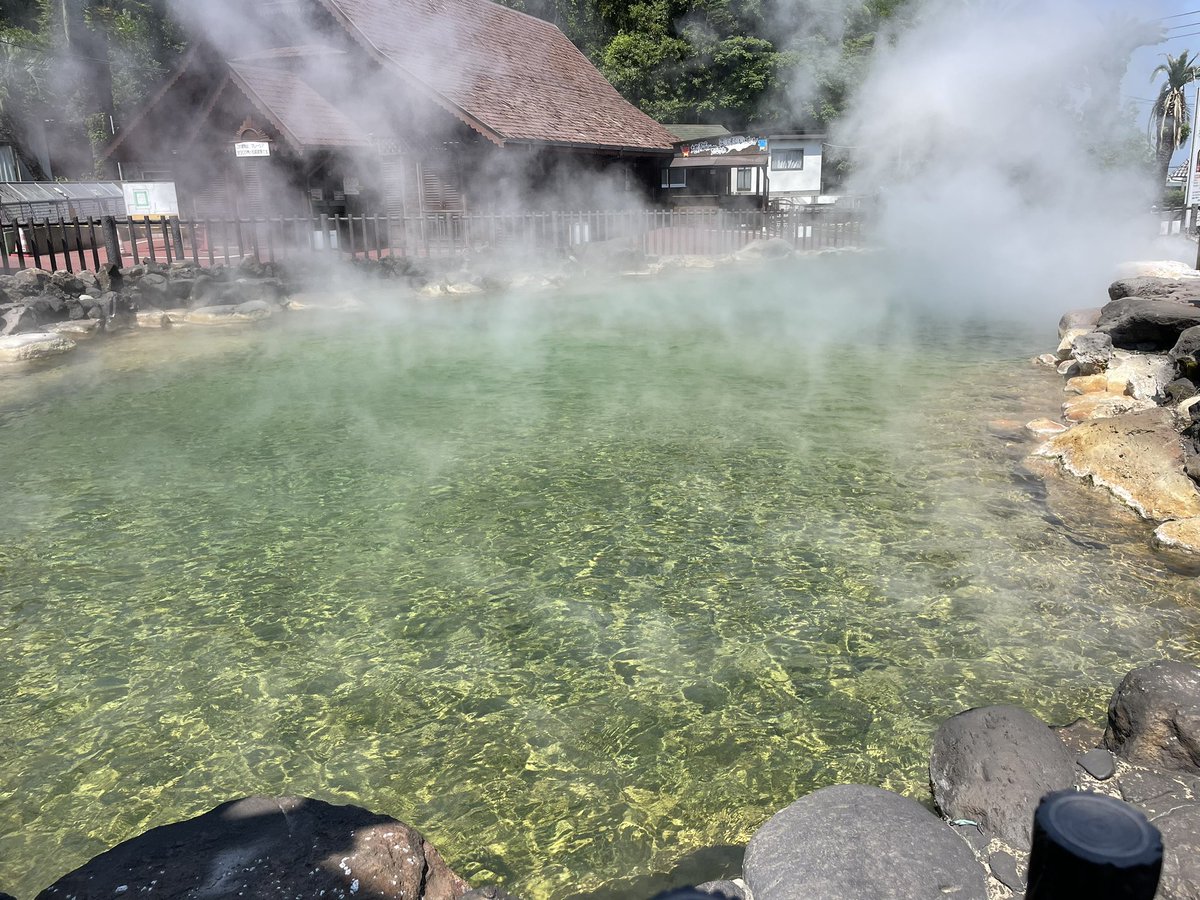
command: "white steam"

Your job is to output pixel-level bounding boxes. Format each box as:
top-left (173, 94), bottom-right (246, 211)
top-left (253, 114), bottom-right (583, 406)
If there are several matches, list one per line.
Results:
top-left (832, 0), bottom-right (1164, 320)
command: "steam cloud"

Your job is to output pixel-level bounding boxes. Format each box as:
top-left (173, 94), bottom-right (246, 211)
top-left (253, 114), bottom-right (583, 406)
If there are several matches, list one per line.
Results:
top-left (829, 0), bottom-right (1164, 320)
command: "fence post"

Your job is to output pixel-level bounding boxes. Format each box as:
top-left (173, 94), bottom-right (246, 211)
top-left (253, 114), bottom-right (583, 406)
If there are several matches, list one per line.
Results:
top-left (101, 216), bottom-right (123, 269)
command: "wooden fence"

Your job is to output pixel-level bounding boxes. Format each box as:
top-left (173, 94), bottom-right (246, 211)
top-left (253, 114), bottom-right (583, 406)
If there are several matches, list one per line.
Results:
top-left (0, 207), bottom-right (866, 275)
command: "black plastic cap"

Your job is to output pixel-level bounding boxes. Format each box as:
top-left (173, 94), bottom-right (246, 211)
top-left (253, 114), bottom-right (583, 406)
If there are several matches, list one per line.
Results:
top-left (1026, 790), bottom-right (1163, 900)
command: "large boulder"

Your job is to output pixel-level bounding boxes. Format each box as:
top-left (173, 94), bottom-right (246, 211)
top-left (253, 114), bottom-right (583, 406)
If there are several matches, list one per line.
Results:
top-left (1104, 662), bottom-right (1200, 774)
top-left (1108, 276), bottom-right (1200, 304)
top-left (36, 795), bottom-right (471, 900)
top-left (1096, 297), bottom-right (1200, 351)
top-left (1034, 408), bottom-right (1200, 520)
top-left (742, 784), bottom-right (987, 900)
top-left (929, 705), bottom-right (1074, 848)
top-left (185, 300), bottom-right (273, 325)
top-left (0, 331), bottom-right (76, 363)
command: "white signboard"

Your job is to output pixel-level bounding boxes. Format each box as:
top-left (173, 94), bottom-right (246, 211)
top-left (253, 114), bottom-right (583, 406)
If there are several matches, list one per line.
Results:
top-left (122, 181), bottom-right (180, 217)
top-left (235, 141), bottom-right (271, 158)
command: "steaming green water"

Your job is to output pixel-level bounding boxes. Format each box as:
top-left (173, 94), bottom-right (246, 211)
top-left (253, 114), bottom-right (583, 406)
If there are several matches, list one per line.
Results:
top-left (2, 258), bottom-right (1199, 898)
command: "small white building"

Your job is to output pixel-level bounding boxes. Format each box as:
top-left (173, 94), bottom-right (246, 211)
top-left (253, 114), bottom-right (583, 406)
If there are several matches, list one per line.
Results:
top-left (729, 135), bottom-right (834, 205)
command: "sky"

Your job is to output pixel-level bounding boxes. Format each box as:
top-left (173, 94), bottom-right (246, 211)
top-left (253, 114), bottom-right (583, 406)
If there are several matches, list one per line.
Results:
top-left (1126, 0), bottom-right (1200, 165)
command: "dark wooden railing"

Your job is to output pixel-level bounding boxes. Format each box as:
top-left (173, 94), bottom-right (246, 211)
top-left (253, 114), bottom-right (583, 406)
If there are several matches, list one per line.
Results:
top-left (0, 207), bottom-right (867, 274)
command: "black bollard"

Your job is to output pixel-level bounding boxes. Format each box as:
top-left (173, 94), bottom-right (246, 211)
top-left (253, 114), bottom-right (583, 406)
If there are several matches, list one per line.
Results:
top-left (1026, 790), bottom-right (1162, 900)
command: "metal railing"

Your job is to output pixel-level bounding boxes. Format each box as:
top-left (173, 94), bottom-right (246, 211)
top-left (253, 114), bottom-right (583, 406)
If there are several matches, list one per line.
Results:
top-left (0, 207), bottom-right (867, 274)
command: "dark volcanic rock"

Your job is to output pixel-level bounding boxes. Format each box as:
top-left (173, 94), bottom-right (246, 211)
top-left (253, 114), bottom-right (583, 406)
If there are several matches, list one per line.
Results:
top-left (1167, 377), bottom-right (1198, 404)
top-left (929, 705), bottom-right (1074, 848)
top-left (96, 262), bottom-right (123, 293)
top-left (1104, 661), bottom-right (1200, 774)
top-left (1108, 276), bottom-right (1200, 303)
top-left (0, 304), bottom-right (40, 335)
top-left (743, 784), bottom-right (987, 900)
top-left (1097, 297), bottom-right (1200, 350)
top-left (987, 851), bottom-right (1025, 893)
top-left (1171, 325), bottom-right (1200, 379)
top-left (1151, 801), bottom-right (1200, 900)
top-left (1077, 748), bottom-right (1116, 780)
top-left (36, 795), bottom-right (471, 900)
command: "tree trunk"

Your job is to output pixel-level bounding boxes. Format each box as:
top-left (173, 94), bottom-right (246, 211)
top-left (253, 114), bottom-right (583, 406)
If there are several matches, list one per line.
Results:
top-left (1157, 112), bottom-right (1178, 200)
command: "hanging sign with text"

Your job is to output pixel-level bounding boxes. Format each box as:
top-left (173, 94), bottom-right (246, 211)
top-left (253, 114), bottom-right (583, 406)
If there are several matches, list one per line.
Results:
top-left (235, 141), bottom-right (271, 158)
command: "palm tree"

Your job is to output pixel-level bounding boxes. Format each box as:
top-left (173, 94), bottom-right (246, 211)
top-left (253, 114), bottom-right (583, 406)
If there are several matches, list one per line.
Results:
top-left (1150, 50), bottom-right (1200, 192)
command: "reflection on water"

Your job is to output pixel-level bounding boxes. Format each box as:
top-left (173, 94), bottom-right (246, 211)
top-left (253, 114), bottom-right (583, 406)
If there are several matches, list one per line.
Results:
top-left (1, 259), bottom-right (1198, 899)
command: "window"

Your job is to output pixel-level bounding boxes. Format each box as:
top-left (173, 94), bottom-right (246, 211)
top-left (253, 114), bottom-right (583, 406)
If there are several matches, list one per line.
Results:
top-left (736, 167), bottom-right (753, 191)
top-left (661, 167), bottom-right (687, 188)
top-left (772, 149), bottom-right (804, 171)
top-left (0, 145), bottom-right (19, 182)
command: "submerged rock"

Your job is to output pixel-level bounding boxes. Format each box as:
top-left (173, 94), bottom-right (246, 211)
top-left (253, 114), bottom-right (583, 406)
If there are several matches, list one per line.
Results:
top-left (1153, 517), bottom-right (1200, 556)
top-left (1035, 408), bottom-right (1200, 520)
top-left (929, 705), bottom-right (1074, 849)
top-left (742, 784), bottom-right (986, 900)
top-left (0, 331), bottom-right (76, 363)
top-left (1061, 392), bottom-right (1154, 422)
top-left (185, 300), bottom-right (273, 325)
top-left (1104, 661), bottom-right (1200, 774)
top-left (1025, 418), bottom-right (1067, 437)
top-left (735, 238), bottom-right (792, 261)
top-left (36, 795), bottom-right (472, 900)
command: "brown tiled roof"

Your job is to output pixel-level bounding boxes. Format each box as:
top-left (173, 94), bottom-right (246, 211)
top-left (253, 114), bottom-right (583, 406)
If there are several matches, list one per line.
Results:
top-left (227, 63), bottom-right (374, 149)
top-left (320, 0), bottom-right (676, 152)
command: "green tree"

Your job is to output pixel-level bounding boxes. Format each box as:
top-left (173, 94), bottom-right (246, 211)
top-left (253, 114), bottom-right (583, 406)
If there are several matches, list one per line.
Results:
top-left (1150, 49), bottom-right (1200, 192)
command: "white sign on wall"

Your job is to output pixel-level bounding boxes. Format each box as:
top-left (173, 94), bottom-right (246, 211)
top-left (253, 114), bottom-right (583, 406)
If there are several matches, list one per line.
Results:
top-left (235, 141), bottom-right (271, 158)
top-left (122, 181), bottom-right (180, 217)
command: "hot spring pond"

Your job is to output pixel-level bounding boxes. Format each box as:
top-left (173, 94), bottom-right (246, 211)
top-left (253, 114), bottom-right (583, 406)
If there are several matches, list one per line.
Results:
top-left (1, 257), bottom-right (1199, 898)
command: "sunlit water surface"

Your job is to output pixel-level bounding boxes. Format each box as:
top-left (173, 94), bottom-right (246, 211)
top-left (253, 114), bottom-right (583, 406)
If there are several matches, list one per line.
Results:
top-left (1, 258), bottom-right (1199, 898)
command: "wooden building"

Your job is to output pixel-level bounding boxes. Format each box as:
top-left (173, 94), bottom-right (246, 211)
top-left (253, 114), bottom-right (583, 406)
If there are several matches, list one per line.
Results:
top-left (102, 0), bottom-right (676, 220)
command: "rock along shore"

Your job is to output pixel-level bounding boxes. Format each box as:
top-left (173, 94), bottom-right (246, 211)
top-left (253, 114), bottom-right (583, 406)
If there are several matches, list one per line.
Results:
top-left (1025, 259), bottom-right (1200, 562)
top-left (0, 237), bottom-right (819, 369)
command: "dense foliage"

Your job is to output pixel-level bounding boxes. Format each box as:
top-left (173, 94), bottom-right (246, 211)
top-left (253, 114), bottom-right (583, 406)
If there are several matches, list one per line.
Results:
top-left (505, 0), bottom-right (910, 127)
top-left (0, 0), bottom-right (182, 177)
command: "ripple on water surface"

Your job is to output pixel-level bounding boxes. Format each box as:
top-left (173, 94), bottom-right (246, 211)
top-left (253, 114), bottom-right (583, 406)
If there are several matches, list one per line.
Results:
top-left (1, 260), bottom-right (1198, 898)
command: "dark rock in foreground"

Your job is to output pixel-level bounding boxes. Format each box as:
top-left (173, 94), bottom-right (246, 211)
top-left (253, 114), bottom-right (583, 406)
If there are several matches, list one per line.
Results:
top-left (36, 795), bottom-right (471, 900)
top-left (929, 705), bottom-right (1074, 848)
top-left (1104, 661), bottom-right (1200, 774)
top-left (742, 784), bottom-right (986, 900)
top-left (1150, 801), bottom-right (1200, 900)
